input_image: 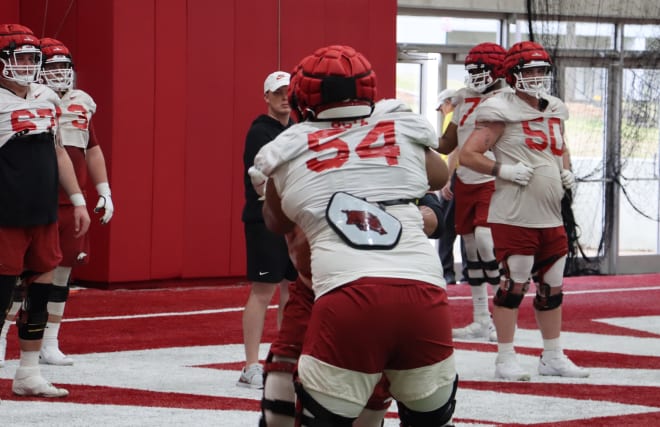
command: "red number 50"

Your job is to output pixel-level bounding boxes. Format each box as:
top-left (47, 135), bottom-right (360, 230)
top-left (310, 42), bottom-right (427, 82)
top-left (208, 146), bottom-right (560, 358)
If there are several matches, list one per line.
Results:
top-left (522, 117), bottom-right (564, 155)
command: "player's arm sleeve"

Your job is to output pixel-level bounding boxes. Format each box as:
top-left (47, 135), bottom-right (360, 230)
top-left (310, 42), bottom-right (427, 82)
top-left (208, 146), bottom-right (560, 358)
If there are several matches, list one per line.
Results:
top-left (474, 96), bottom-right (509, 123)
top-left (263, 178), bottom-right (295, 234)
top-left (254, 129), bottom-right (305, 176)
top-left (399, 114), bottom-right (439, 150)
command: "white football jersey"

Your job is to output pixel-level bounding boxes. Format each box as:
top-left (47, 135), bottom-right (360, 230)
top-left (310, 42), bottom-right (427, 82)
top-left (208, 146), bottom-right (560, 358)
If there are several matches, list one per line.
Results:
top-left (0, 83), bottom-right (60, 148)
top-left (58, 89), bottom-right (96, 149)
top-left (451, 85), bottom-right (513, 184)
top-left (475, 92), bottom-right (569, 228)
top-left (255, 99), bottom-right (445, 298)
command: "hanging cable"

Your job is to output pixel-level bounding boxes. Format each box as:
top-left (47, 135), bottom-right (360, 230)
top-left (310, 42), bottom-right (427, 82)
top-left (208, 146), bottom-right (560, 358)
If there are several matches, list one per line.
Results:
top-left (53, 0), bottom-right (76, 39)
top-left (526, 0), bottom-right (535, 42)
top-left (41, 0), bottom-right (49, 37)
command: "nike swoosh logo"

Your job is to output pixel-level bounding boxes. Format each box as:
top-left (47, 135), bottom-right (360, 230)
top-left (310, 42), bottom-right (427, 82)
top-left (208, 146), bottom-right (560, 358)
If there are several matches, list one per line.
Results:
top-left (258, 272), bottom-right (269, 276)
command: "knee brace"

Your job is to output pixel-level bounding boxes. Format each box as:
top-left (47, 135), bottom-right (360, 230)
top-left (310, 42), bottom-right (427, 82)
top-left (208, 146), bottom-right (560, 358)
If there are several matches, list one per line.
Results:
top-left (533, 283), bottom-right (564, 311)
top-left (493, 278), bottom-right (529, 309)
top-left (260, 352), bottom-right (297, 425)
top-left (481, 259), bottom-right (502, 285)
top-left (294, 381), bottom-right (356, 427)
top-left (49, 284), bottom-right (70, 303)
top-left (465, 260), bottom-right (484, 286)
top-left (398, 375), bottom-right (458, 427)
top-left (17, 283), bottom-right (51, 340)
top-left (0, 275), bottom-right (18, 322)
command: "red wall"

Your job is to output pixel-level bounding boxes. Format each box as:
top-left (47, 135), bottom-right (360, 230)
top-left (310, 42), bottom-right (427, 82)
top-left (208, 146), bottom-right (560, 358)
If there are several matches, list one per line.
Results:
top-left (15, 0), bottom-right (397, 285)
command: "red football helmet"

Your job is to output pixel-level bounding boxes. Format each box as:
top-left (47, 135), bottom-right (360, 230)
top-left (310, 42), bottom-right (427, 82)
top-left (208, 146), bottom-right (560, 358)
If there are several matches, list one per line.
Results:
top-left (0, 24), bottom-right (41, 86)
top-left (295, 45), bottom-right (376, 120)
top-left (40, 37), bottom-right (74, 91)
top-left (464, 42), bottom-right (506, 92)
top-left (287, 58), bottom-right (308, 122)
top-left (503, 41), bottom-right (553, 97)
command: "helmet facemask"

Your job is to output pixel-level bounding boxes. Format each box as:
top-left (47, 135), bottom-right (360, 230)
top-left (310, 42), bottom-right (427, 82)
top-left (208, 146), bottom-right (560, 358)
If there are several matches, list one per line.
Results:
top-left (514, 62), bottom-right (552, 98)
top-left (0, 45), bottom-right (42, 86)
top-left (465, 64), bottom-right (496, 93)
top-left (41, 56), bottom-right (74, 91)
top-left (463, 43), bottom-right (506, 94)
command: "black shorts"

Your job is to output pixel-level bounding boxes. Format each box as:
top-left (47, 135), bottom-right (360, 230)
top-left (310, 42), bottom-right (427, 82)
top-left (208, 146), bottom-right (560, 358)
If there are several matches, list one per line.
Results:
top-left (244, 222), bottom-right (298, 283)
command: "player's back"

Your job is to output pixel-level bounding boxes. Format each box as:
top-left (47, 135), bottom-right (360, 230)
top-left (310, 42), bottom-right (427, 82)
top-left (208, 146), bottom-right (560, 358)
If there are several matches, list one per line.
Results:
top-left (262, 107), bottom-right (445, 297)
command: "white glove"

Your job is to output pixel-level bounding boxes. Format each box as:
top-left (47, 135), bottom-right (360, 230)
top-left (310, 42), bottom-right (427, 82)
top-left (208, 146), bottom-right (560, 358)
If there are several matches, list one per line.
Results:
top-left (560, 169), bottom-right (576, 191)
top-left (498, 162), bottom-right (533, 186)
top-left (248, 166), bottom-right (268, 198)
top-left (95, 182), bottom-right (114, 224)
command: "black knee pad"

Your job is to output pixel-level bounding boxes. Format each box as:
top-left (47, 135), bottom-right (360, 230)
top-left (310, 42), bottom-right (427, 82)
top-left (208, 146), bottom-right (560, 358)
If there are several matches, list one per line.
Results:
top-left (294, 381), bottom-right (355, 427)
top-left (493, 279), bottom-right (528, 309)
top-left (484, 275), bottom-right (501, 285)
top-left (533, 283), bottom-right (563, 311)
top-left (17, 283), bottom-right (51, 340)
top-left (49, 284), bottom-right (70, 303)
top-left (482, 260), bottom-right (502, 285)
top-left (482, 259), bottom-right (499, 272)
top-left (465, 261), bottom-right (484, 286)
top-left (0, 275), bottom-right (18, 322)
top-left (260, 352), bottom-right (297, 425)
top-left (398, 375), bottom-right (458, 427)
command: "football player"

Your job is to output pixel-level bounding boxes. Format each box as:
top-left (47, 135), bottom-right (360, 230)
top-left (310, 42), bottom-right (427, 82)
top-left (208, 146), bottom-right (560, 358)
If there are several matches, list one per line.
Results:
top-left (437, 42), bottom-right (511, 342)
top-left (37, 37), bottom-right (114, 365)
top-left (252, 45), bottom-right (457, 427)
top-left (459, 41), bottom-right (588, 381)
top-left (0, 23), bottom-right (90, 397)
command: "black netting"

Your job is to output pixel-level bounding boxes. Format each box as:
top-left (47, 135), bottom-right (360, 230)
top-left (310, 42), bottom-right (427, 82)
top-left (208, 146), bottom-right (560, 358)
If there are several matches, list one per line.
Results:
top-left (526, 1), bottom-right (660, 276)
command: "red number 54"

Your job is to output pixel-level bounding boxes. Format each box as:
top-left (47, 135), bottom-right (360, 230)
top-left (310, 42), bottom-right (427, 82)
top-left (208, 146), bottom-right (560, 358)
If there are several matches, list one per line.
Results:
top-left (306, 120), bottom-right (400, 172)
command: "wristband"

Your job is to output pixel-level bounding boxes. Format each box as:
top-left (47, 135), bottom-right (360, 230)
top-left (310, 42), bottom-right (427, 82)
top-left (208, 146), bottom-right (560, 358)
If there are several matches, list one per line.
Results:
top-left (491, 161), bottom-right (501, 177)
top-left (96, 182), bottom-right (111, 196)
top-left (70, 193), bottom-right (86, 207)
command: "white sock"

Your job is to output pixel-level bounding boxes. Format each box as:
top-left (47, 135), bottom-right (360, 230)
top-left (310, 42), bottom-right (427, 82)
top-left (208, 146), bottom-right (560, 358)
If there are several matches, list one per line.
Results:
top-left (1, 300), bottom-right (22, 340)
top-left (497, 342), bottom-right (515, 355)
top-left (42, 322), bottom-right (62, 348)
top-left (471, 283), bottom-right (490, 321)
top-left (542, 338), bottom-right (562, 357)
top-left (44, 266), bottom-right (71, 349)
top-left (19, 350), bottom-right (40, 368)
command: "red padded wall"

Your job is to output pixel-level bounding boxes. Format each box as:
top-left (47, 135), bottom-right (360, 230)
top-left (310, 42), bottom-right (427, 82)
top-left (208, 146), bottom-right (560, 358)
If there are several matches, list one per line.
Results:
top-left (150, 1), bottom-right (187, 279)
top-left (16, 0), bottom-right (397, 286)
top-left (6, 0), bottom-right (19, 21)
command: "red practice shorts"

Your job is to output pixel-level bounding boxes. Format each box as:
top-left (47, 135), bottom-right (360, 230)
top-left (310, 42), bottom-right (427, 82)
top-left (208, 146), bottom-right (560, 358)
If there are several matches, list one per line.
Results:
top-left (270, 278), bottom-right (314, 359)
top-left (0, 223), bottom-right (62, 275)
top-left (271, 278), bottom-right (392, 410)
top-left (303, 278), bottom-right (453, 373)
top-left (454, 177), bottom-right (494, 235)
top-left (58, 204), bottom-right (90, 266)
top-left (490, 224), bottom-right (568, 265)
